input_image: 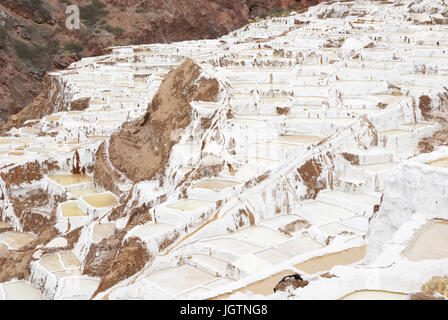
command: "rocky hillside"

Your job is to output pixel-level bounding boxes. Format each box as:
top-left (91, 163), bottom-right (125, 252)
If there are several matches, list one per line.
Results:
top-left (0, 0), bottom-right (320, 127)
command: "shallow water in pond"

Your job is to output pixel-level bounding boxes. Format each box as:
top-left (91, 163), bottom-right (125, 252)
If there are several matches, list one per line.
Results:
top-left (403, 219), bottom-right (448, 261)
top-left (145, 265), bottom-right (217, 296)
top-left (167, 199), bottom-right (212, 212)
top-left (49, 174), bottom-right (92, 186)
top-left (340, 290), bottom-right (408, 300)
top-left (8, 151), bottom-right (25, 156)
top-left (380, 129), bottom-right (409, 135)
top-left (0, 232), bottom-right (36, 249)
top-left (70, 188), bottom-right (98, 197)
top-left (2, 281), bottom-right (43, 300)
top-left (61, 202), bottom-right (87, 217)
top-left (294, 246), bottom-right (366, 274)
top-left (212, 270), bottom-right (296, 299)
top-left (83, 194), bottom-right (118, 208)
top-left (93, 223), bottom-right (115, 242)
top-left (193, 179), bottom-right (240, 191)
top-left (427, 158), bottom-right (448, 168)
top-left (278, 135), bottom-right (321, 144)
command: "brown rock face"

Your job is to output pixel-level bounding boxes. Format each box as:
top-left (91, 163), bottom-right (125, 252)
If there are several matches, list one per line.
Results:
top-left (421, 276), bottom-right (448, 298)
top-left (418, 130), bottom-right (448, 153)
top-left (0, 75), bottom-right (70, 133)
top-left (0, 227), bottom-right (59, 283)
top-left (93, 237), bottom-right (150, 297)
top-left (95, 59), bottom-right (219, 188)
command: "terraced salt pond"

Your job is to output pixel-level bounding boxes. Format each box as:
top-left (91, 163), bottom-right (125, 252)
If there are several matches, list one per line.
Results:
top-left (70, 188), bottom-right (98, 197)
top-left (145, 265), bottom-right (217, 296)
top-left (340, 290), bottom-right (408, 300)
top-left (212, 245), bottom-right (366, 299)
top-left (61, 202), bottom-right (87, 217)
top-left (128, 222), bottom-right (173, 239)
top-left (294, 246), bottom-right (366, 274)
top-left (426, 158), bottom-right (448, 168)
top-left (83, 193), bottom-right (118, 208)
top-left (193, 179), bottom-right (240, 191)
top-left (166, 200), bottom-right (213, 212)
top-left (93, 223), bottom-right (115, 242)
top-left (49, 174), bottom-right (93, 186)
top-left (403, 219), bottom-right (448, 261)
top-left (202, 238), bottom-right (263, 256)
top-left (277, 135), bottom-right (321, 144)
top-left (212, 270), bottom-right (297, 298)
top-left (235, 226), bottom-right (290, 246)
top-left (0, 281), bottom-right (43, 300)
top-left (0, 232), bottom-right (36, 249)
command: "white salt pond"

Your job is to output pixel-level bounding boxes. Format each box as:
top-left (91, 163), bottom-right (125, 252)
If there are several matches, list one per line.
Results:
top-left (277, 135), bottom-right (321, 144)
top-left (61, 202), bottom-right (87, 217)
top-left (340, 290), bottom-right (408, 300)
top-left (1, 281), bottom-right (43, 300)
top-left (83, 193), bottom-right (118, 208)
top-left (145, 265), bottom-right (217, 296)
top-left (277, 236), bottom-right (324, 256)
top-left (93, 223), bottom-right (115, 242)
top-left (234, 226), bottom-right (290, 246)
top-left (202, 238), bottom-right (263, 256)
top-left (129, 222), bottom-right (172, 239)
top-left (0, 232), bottom-right (36, 249)
top-left (294, 246), bottom-right (366, 274)
top-left (49, 174), bottom-right (93, 186)
top-left (403, 219), bottom-right (448, 261)
top-left (193, 179), bottom-right (240, 192)
top-left (166, 199), bottom-right (213, 212)
top-left (427, 158), bottom-right (448, 168)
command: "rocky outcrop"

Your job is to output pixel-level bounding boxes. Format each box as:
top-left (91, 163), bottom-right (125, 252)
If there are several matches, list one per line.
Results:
top-left (95, 59), bottom-right (220, 189)
top-left (1, 75), bottom-right (73, 133)
top-left (93, 237), bottom-right (150, 297)
top-left (421, 276), bottom-right (448, 298)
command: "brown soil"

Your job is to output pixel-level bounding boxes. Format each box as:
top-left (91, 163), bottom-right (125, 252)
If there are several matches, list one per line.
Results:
top-left (0, 227), bottom-right (59, 283)
top-left (93, 143), bottom-right (124, 195)
top-left (297, 159), bottom-right (326, 199)
top-left (320, 272), bottom-right (337, 278)
top-left (279, 219), bottom-right (311, 235)
top-left (65, 227), bottom-right (83, 249)
top-left (418, 95), bottom-right (432, 120)
top-left (92, 237), bottom-right (151, 297)
top-left (341, 152), bottom-right (360, 165)
top-left (276, 107), bottom-right (290, 115)
top-left (418, 130), bottom-right (448, 154)
top-left (0, 160), bottom-right (60, 186)
top-left (95, 59), bottom-right (220, 188)
top-left (236, 208), bottom-right (256, 228)
top-left (70, 98), bottom-right (91, 111)
top-left (83, 237), bottom-right (121, 277)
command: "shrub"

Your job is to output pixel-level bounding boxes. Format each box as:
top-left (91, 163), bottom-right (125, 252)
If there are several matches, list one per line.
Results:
top-left (80, 0), bottom-right (108, 26)
top-left (0, 26), bottom-right (7, 41)
top-left (64, 41), bottom-right (84, 53)
top-left (104, 25), bottom-right (124, 36)
top-left (14, 39), bottom-right (61, 68)
top-left (135, 7), bottom-right (149, 13)
top-left (269, 7), bottom-right (287, 17)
